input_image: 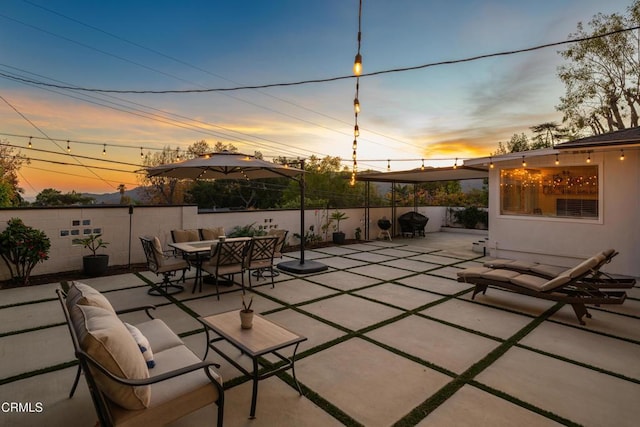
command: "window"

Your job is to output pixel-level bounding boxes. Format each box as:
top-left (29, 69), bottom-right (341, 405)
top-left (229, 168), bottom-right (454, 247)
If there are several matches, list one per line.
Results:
top-left (500, 165), bottom-right (598, 219)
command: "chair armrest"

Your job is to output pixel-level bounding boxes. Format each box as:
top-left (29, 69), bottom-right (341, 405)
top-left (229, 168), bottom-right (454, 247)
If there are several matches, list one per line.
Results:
top-left (115, 305), bottom-right (156, 320)
top-left (79, 349), bottom-right (221, 386)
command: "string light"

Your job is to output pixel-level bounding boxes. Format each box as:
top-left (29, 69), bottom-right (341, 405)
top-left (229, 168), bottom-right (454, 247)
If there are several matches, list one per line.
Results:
top-left (28, 136), bottom-right (32, 148)
top-left (140, 147), bottom-right (144, 159)
top-left (387, 159), bottom-right (391, 172)
top-left (350, 0), bottom-right (363, 186)
top-left (66, 140), bottom-right (71, 153)
top-left (102, 144), bottom-right (106, 156)
top-left (555, 153), bottom-right (559, 165)
top-left (620, 149), bottom-right (625, 160)
top-left (453, 158), bottom-right (458, 169)
top-left (421, 159), bottom-right (425, 171)
top-left (586, 152), bottom-right (591, 163)
top-left (522, 156), bottom-right (527, 167)
top-left (489, 156), bottom-right (494, 169)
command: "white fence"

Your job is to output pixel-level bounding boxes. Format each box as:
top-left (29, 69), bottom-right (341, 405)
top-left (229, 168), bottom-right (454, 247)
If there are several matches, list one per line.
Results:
top-left (0, 205), bottom-right (447, 280)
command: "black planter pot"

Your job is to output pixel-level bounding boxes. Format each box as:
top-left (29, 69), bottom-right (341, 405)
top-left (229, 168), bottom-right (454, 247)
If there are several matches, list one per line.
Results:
top-left (332, 232), bottom-right (346, 244)
top-left (83, 254), bottom-right (109, 277)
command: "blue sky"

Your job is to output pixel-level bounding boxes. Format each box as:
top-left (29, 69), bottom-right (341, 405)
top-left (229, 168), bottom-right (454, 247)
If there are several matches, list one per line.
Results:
top-left (0, 0), bottom-right (634, 197)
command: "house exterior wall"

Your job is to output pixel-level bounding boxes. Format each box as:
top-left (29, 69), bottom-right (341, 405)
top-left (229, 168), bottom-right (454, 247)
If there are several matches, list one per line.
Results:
top-left (0, 205), bottom-right (447, 281)
top-left (487, 149), bottom-right (639, 276)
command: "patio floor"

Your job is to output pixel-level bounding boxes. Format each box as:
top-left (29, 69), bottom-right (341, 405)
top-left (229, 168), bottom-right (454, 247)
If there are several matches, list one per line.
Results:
top-left (1, 231), bottom-right (638, 426)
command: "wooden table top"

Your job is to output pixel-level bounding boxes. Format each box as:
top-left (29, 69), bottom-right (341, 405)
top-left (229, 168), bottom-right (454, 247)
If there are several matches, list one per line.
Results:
top-left (200, 310), bottom-right (306, 357)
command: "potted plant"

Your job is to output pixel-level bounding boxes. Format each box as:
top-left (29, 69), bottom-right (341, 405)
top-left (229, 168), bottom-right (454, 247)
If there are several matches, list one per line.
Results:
top-left (80, 234), bottom-right (109, 277)
top-left (355, 227), bottom-right (362, 241)
top-left (330, 210), bottom-right (349, 244)
top-left (240, 293), bottom-right (254, 329)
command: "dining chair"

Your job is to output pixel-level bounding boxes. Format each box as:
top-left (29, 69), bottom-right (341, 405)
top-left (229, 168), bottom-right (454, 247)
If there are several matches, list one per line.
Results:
top-left (139, 236), bottom-right (189, 295)
top-left (246, 236), bottom-right (279, 288)
top-left (267, 229), bottom-right (288, 259)
top-left (201, 239), bottom-right (250, 298)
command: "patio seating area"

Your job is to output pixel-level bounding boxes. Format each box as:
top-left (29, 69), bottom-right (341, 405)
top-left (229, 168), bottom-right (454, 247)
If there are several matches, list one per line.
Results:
top-left (1, 231), bottom-right (639, 426)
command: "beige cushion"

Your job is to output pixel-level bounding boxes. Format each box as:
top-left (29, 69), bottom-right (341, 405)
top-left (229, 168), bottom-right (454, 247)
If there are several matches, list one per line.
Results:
top-left (565, 256), bottom-right (600, 279)
top-left (74, 305), bottom-right (150, 409)
top-left (511, 274), bottom-right (571, 291)
top-left (67, 282), bottom-right (115, 313)
top-left (457, 266), bottom-right (492, 279)
top-left (108, 346), bottom-right (221, 427)
top-left (172, 229), bottom-right (199, 243)
top-left (152, 237), bottom-right (163, 254)
top-left (200, 227), bottom-right (225, 240)
top-left (135, 319), bottom-right (185, 353)
top-left (481, 269), bottom-right (521, 282)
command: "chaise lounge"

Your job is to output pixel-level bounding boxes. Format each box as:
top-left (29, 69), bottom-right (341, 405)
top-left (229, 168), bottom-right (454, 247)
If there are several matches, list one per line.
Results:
top-left (483, 249), bottom-right (636, 288)
top-left (457, 255), bottom-right (627, 325)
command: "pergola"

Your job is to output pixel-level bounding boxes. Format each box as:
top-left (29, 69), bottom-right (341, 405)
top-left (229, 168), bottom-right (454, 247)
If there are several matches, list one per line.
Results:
top-left (356, 165), bottom-right (488, 239)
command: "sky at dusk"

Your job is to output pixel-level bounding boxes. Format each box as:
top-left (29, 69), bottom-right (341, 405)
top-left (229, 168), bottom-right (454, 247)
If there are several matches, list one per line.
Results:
top-left (0, 0), bottom-right (635, 198)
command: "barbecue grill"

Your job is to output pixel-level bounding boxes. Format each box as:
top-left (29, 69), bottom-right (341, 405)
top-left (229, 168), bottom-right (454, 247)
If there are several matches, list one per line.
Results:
top-left (398, 211), bottom-right (428, 237)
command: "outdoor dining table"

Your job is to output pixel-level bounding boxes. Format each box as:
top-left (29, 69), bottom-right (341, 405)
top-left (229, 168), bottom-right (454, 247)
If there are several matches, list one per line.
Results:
top-left (168, 237), bottom-right (251, 292)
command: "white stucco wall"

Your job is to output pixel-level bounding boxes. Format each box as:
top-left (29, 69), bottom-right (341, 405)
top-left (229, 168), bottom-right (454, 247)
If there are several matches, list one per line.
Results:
top-left (486, 149), bottom-right (639, 276)
top-left (0, 205), bottom-right (447, 281)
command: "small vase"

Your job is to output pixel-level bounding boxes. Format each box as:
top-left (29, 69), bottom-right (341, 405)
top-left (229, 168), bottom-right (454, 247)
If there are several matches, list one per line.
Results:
top-left (240, 310), bottom-right (254, 329)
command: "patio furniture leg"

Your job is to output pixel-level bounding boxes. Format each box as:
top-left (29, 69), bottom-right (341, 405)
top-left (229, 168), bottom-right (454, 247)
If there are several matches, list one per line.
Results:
top-left (570, 303), bottom-right (591, 325)
top-left (69, 364), bottom-right (82, 398)
top-left (250, 358), bottom-right (259, 419)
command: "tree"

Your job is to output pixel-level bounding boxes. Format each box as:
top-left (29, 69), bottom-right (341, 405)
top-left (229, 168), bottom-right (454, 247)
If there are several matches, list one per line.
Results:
top-left (140, 146), bottom-right (188, 204)
top-left (34, 188), bottom-right (95, 206)
top-left (493, 133), bottom-right (531, 155)
top-left (0, 140), bottom-right (28, 207)
top-left (556, 1), bottom-right (640, 134)
top-left (529, 122), bottom-right (569, 148)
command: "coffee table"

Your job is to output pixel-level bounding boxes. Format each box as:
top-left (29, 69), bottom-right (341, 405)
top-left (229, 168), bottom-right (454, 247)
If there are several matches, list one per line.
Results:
top-left (199, 310), bottom-right (307, 418)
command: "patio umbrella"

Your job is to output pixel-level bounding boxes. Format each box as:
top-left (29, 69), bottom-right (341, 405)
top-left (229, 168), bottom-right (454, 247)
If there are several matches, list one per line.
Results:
top-left (143, 151), bottom-right (327, 274)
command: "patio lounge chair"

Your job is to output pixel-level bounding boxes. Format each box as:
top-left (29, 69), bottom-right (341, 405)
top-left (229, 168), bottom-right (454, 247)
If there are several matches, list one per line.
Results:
top-left (140, 236), bottom-right (189, 296)
top-left (483, 249), bottom-right (636, 288)
top-left (457, 255), bottom-right (627, 325)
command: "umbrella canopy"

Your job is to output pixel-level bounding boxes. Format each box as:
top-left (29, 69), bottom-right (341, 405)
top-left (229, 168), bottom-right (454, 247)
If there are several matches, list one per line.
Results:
top-left (143, 151), bottom-right (326, 274)
top-left (144, 151), bottom-right (303, 180)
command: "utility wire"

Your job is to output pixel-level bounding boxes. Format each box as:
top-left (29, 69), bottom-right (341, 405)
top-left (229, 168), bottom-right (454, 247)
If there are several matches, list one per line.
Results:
top-left (2, 25), bottom-right (637, 94)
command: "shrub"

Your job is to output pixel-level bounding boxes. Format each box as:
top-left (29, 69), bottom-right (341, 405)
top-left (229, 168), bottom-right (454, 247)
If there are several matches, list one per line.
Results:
top-left (0, 218), bottom-right (51, 285)
top-left (228, 223), bottom-right (266, 237)
top-left (452, 206), bottom-right (487, 229)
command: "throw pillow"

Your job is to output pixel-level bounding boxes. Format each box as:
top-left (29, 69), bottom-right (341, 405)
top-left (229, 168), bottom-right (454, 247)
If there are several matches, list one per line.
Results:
top-left (124, 323), bottom-right (156, 369)
top-left (75, 305), bottom-right (150, 409)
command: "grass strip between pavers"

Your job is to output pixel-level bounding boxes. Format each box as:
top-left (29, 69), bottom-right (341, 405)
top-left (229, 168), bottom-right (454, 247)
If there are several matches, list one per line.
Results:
top-left (391, 302), bottom-right (571, 427)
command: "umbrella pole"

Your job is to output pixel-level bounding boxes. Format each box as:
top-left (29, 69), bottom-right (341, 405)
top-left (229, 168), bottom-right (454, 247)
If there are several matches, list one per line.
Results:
top-left (277, 159), bottom-right (327, 274)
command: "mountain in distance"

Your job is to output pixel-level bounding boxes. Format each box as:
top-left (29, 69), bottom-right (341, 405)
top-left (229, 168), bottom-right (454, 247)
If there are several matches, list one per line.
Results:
top-left (83, 186), bottom-right (151, 205)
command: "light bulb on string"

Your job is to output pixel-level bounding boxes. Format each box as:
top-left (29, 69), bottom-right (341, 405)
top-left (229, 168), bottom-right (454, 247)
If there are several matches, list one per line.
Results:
top-left (453, 158), bottom-right (458, 169)
top-left (354, 97), bottom-right (360, 114)
top-left (28, 136), bottom-right (32, 148)
top-left (586, 152), bottom-right (591, 163)
top-left (522, 156), bottom-right (526, 167)
top-left (555, 154), bottom-right (560, 165)
top-left (66, 140), bottom-right (71, 153)
top-left (102, 144), bottom-right (106, 156)
top-left (387, 159), bottom-right (391, 172)
top-left (353, 53), bottom-right (362, 76)
top-left (620, 149), bottom-right (625, 161)
top-left (421, 159), bottom-right (425, 171)
top-left (489, 157), bottom-right (494, 169)
top-left (140, 147), bottom-right (144, 159)
top-left (354, 124), bottom-right (359, 137)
